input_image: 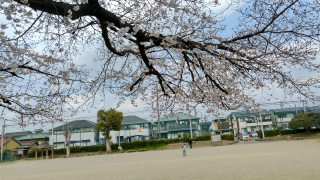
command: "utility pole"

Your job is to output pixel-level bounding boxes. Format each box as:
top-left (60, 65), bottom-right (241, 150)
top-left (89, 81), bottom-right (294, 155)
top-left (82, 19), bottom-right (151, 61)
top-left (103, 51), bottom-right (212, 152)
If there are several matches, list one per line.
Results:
top-left (230, 117), bottom-right (234, 135)
top-left (305, 98), bottom-right (308, 113)
top-left (1, 119), bottom-right (5, 163)
top-left (118, 130), bottom-right (120, 148)
top-left (30, 131), bottom-right (32, 147)
top-left (157, 91), bottom-right (161, 139)
top-left (52, 121), bottom-right (54, 157)
top-left (189, 112), bottom-right (193, 138)
top-left (303, 100), bottom-right (306, 113)
top-left (259, 108), bottom-right (265, 139)
top-left (1, 121), bottom-right (17, 162)
top-left (295, 105), bottom-right (298, 115)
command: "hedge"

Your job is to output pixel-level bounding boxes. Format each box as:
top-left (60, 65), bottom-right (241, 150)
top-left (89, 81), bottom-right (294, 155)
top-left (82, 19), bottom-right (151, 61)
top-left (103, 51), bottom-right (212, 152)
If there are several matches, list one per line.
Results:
top-left (258, 128), bottom-right (320, 138)
top-left (27, 135), bottom-right (225, 158)
top-left (221, 134), bottom-right (234, 140)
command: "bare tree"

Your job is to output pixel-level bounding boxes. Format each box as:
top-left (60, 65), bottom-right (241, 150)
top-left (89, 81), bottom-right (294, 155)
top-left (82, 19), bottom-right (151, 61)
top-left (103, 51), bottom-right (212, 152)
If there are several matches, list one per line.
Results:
top-left (1, 0), bottom-right (320, 123)
top-left (62, 123), bottom-right (73, 158)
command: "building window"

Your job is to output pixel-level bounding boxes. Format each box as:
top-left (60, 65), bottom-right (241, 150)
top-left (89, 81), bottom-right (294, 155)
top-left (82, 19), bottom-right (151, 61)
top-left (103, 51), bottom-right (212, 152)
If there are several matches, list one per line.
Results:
top-left (241, 128), bottom-right (247, 132)
top-left (277, 114), bottom-right (287, 118)
top-left (240, 118), bottom-right (246, 122)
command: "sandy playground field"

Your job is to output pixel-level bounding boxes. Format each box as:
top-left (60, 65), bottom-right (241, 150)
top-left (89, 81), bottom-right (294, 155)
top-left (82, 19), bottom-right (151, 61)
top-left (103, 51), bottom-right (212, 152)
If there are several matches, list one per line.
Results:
top-left (1, 140), bottom-right (320, 180)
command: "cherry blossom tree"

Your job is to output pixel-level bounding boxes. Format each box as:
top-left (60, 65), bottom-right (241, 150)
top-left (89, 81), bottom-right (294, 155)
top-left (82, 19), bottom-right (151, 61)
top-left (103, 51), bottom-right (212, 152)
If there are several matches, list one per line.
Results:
top-left (62, 123), bottom-right (73, 157)
top-left (0, 37), bottom-right (89, 125)
top-left (1, 0), bottom-right (320, 124)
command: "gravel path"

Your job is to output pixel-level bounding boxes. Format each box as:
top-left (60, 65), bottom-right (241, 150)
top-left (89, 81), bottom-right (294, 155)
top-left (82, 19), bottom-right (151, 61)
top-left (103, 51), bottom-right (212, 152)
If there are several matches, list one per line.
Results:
top-left (1, 140), bottom-right (320, 180)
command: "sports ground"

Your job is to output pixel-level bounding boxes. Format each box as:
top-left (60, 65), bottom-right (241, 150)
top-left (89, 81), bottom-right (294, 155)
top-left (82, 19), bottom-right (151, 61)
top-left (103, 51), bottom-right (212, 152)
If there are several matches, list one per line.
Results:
top-left (1, 140), bottom-right (320, 180)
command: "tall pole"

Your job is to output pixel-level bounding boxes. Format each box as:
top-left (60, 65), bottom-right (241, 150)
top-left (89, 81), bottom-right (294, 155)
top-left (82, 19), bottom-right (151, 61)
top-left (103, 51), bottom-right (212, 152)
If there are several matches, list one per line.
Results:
top-left (295, 105), bottom-right (298, 115)
top-left (230, 118), bottom-right (234, 135)
top-left (305, 98), bottom-right (308, 113)
top-left (51, 122), bottom-right (54, 145)
top-left (51, 122), bottom-right (54, 157)
top-left (303, 100), bottom-right (306, 113)
top-left (189, 112), bottom-right (193, 138)
top-left (30, 131), bottom-right (32, 147)
top-left (157, 92), bottom-right (161, 139)
top-left (118, 130), bottom-right (120, 148)
top-left (5, 133), bottom-right (7, 155)
top-left (1, 119), bottom-right (5, 163)
top-left (201, 113), bottom-right (202, 136)
top-left (257, 115), bottom-right (259, 130)
top-left (129, 125), bottom-right (131, 141)
top-left (259, 109), bottom-right (265, 139)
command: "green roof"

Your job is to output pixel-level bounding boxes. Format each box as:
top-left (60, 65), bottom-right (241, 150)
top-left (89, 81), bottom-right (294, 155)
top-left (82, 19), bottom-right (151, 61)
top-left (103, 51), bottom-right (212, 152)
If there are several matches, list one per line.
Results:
top-left (200, 122), bottom-right (212, 126)
top-left (4, 131), bottom-right (31, 138)
top-left (16, 133), bottom-right (49, 141)
top-left (121, 116), bottom-right (151, 125)
top-left (15, 145), bottom-right (31, 149)
top-left (160, 112), bottom-right (200, 122)
top-left (231, 110), bottom-right (271, 117)
top-left (270, 106), bottom-right (320, 114)
top-left (49, 120), bottom-right (96, 131)
top-left (49, 117), bottom-right (150, 131)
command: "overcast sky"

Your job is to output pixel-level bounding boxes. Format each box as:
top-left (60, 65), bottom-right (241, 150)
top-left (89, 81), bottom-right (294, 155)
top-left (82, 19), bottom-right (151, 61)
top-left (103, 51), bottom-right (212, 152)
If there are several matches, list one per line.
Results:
top-left (1, 1), bottom-right (320, 134)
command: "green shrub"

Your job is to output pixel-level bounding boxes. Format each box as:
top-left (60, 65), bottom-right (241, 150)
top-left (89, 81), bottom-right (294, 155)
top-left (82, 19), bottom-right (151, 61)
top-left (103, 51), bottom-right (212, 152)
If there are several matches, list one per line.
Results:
top-left (27, 148), bottom-right (66, 158)
top-left (280, 130), bottom-right (294, 135)
top-left (265, 130), bottom-right (278, 137)
top-left (182, 133), bottom-right (187, 138)
top-left (221, 134), bottom-right (234, 140)
top-left (70, 146), bottom-right (81, 153)
top-left (167, 138), bottom-right (180, 144)
top-left (27, 135), bottom-right (215, 157)
top-left (193, 135), bottom-right (211, 141)
top-left (258, 130), bottom-right (280, 138)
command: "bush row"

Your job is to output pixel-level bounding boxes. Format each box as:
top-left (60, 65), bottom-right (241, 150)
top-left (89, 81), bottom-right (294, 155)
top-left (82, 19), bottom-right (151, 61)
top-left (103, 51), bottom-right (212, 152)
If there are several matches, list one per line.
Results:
top-left (27, 135), bottom-right (224, 158)
top-left (258, 129), bottom-right (320, 138)
top-left (27, 144), bottom-right (121, 157)
top-left (221, 134), bottom-right (234, 140)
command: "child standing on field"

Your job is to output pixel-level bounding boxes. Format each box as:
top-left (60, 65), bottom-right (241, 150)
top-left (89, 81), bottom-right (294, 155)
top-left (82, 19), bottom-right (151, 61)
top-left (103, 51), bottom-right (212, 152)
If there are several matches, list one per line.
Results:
top-left (182, 144), bottom-right (186, 156)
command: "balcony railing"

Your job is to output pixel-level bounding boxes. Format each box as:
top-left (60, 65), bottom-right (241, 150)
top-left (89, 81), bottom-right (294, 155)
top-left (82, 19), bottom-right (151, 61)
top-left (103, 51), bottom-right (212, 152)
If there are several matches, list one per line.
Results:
top-left (168, 124), bottom-right (197, 130)
top-left (247, 119), bottom-right (272, 123)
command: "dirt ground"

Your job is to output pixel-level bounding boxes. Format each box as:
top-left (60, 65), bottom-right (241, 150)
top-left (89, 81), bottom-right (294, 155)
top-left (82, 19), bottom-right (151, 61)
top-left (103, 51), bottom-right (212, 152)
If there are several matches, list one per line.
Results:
top-left (163, 140), bottom-right (235, 150)
top-left (50, 140), bottom-right (234, 158)
top-left (1, 140), bottom-right (320, 180)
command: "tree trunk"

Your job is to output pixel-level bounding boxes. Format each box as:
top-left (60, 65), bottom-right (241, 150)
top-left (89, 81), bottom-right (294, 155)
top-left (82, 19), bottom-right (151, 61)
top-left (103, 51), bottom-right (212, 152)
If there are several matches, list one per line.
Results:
top-left (106, 139), bottom-right (111, 154)
top-left (307, 127), bottom-right (310, 134)
top-left (62, 124), bottom-right (73, 158)
top-left (66, 145), bottom-right (70, 157)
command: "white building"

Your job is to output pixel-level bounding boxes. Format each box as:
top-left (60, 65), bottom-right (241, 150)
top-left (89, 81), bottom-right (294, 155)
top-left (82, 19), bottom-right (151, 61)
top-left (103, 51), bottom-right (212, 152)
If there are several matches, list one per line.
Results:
top-left (49, 120), bottom-right (98, 149)
top-left (49, 116), bottom-right (152, 149)
top-left (99, 116), bottom-right (152, 144)
top-left (230, 110), bottom-right (273, 133)
top-left (269, 106), bottom-right (320, 129)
